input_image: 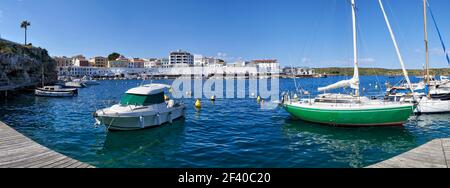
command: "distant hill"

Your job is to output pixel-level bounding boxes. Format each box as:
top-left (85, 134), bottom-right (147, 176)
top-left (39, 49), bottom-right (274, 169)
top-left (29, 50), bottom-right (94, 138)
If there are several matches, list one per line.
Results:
top-left (0, 39), bottom-right (57, 91)
top-left (315, 67), bottom-right (450, 76)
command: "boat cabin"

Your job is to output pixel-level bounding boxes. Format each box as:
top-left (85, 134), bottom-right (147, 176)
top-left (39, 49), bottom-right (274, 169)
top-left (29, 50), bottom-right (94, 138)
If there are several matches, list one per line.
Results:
top-left (120, 84), bottom-right (170, 106)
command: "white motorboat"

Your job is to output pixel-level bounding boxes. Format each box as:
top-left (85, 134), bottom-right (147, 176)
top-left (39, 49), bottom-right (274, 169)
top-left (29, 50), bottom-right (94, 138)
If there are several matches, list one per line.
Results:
top-left (35, 85), bottom-right (78, 97)
top-left (93, 84), bottom-right (186, 131)
top-left (64, 80), bottom-right (87, 88)
top-left (81, 76), bottom-right (100, 85)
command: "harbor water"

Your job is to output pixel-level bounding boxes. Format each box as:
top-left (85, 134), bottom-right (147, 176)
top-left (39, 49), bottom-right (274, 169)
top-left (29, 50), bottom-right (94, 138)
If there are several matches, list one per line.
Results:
top-left (1, 76), bottom-right (449, 168)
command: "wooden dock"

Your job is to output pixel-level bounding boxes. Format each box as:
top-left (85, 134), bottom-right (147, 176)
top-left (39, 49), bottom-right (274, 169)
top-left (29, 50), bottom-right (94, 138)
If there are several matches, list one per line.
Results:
top-left (0, 121), bottom-right (94, 168)
top-left (368, 139), bottom-right (450, 168)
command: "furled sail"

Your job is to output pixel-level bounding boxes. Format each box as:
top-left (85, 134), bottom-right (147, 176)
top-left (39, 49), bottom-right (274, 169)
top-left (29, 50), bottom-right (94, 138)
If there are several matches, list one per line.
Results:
top-left (318, 77), bottom-right (359, 92)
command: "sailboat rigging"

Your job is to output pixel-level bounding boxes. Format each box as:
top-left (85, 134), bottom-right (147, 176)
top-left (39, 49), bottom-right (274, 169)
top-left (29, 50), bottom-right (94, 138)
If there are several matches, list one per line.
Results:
top-left (282, 0), bottom-right (415, 127)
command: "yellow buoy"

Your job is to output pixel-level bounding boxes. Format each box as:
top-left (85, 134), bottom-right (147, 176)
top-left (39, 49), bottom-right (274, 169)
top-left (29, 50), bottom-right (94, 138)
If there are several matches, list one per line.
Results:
top-left (164, 95), bottom-right (170, 101)
top-left (257, 96), bottom-right (261, 103)
top-left (195, 99), bottom-right (201, 108)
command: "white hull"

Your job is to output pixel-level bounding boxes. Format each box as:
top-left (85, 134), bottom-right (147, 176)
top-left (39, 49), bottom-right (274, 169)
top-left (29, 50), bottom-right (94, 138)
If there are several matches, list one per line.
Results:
top-left (35, 87), bottom-right (77, 97)
top-left (95, 103), bottom-right (186, 131)
top-left (415, 98), bottom-right (450, 114)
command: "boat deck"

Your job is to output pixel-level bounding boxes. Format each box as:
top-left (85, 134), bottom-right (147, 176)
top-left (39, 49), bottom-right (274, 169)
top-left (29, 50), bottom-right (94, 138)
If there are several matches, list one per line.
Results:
top-left (368, 138), bottom-right (450, 168)
top-left (0, 121), bottom-right (94, 168)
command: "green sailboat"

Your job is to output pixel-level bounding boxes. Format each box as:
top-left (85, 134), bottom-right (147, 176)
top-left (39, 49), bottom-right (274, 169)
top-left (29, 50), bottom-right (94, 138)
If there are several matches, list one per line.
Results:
top-left (283, 0), bottom-right (416, 127)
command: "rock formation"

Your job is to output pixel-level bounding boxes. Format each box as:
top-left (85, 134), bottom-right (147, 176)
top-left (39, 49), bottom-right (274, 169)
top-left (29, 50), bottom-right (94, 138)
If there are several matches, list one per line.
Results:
top-left (0, 39), bottom-right (57, 91)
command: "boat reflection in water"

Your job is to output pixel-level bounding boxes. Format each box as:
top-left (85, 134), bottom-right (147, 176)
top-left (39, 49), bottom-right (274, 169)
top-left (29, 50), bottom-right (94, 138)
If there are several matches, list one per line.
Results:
top-left (281, 118), bottom-right (416, 168)
top-left (98, 119), bottom-right (186, 168)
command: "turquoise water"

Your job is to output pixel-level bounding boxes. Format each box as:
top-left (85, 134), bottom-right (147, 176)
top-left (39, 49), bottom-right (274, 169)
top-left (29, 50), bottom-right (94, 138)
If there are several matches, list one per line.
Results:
top-left (1, 76), bottom-right (449, 168)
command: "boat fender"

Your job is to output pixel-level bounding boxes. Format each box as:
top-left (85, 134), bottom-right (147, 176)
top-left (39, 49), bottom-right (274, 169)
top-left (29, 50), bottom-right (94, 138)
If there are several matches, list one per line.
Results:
top-left (139, 116), bottom-right (144, 128)
top-left (168, 112), bottom-right (173, 124)
top-left (156, 113), bottom-right (160, 125)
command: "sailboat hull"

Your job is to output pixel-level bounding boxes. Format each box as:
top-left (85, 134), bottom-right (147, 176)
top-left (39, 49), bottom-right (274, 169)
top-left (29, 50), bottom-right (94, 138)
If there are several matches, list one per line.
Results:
top-left (284, 103), bottom-right (415, 127)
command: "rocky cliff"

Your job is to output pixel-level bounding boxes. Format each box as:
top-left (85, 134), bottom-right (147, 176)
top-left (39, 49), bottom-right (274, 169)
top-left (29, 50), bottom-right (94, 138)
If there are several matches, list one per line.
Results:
top-left (0, 39), bottom-right (57, 91)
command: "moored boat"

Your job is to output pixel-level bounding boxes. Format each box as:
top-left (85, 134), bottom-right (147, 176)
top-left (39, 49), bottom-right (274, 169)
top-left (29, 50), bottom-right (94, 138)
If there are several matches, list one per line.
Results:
top-left (64, 80), bottom-right (87, 88)
top-left (35, 85), bottom-right (78, 97)
top-left (93, 84), bottom-right (186, 131)
top-left (282, 0), bottom-right (416, 127)
top-left (385, 0), bottom-right (450, 114)
top-left (81, 76), bottom-right (100, 85)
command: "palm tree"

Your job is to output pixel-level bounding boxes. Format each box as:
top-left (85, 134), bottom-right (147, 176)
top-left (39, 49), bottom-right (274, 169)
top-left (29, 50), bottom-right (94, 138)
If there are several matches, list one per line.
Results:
top-left (20, 21), bottom-right (31, 45)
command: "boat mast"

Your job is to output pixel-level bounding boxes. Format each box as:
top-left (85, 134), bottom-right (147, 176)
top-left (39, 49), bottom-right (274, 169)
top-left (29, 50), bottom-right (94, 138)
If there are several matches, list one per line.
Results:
top-left (351, 0), bottom-right (360, 97)
top-left (423, 0), bottom-right (431, 97)
top-left (378, 0), bottom-right (414, 92)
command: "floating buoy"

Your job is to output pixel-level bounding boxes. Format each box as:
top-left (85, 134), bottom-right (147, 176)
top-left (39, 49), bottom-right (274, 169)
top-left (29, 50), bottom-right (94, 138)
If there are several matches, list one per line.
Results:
top-left (210, 95), bottom-right (216, 101)
top-left (195, 99), bottom-right (201, 108)
top-left (257, 96), bottom-right (261, 103)
top-left (164, 95), bottom-right (170, 101)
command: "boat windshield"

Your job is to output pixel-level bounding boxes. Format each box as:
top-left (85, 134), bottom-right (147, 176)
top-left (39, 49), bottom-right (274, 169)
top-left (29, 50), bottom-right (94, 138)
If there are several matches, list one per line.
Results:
top-left (120, 92), bottom-right (164, 106)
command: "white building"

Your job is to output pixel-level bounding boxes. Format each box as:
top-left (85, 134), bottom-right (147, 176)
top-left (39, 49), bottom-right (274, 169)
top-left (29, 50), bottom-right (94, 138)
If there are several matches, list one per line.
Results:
top-left (144, 58), bottom-right (160, 68)
top-left (250, 59), bottom-right (280, 73)
top-left (169, 50), bottom-right (194, 67)
top-left (194, 55), bottom-right (223, 67)
top-left (108, 55), bottom-right (129, 68)
top-left (58, 66), bottom-right (111, 77)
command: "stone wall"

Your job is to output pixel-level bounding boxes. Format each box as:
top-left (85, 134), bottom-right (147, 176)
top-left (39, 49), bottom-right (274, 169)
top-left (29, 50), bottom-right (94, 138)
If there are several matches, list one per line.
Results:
top-left (0, 39), bottom-right (57, 91)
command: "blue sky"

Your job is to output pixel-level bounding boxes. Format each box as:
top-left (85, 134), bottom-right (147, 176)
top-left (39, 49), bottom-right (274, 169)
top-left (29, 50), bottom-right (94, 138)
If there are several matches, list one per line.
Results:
top-left (0, 0), bottom-right (449, 69)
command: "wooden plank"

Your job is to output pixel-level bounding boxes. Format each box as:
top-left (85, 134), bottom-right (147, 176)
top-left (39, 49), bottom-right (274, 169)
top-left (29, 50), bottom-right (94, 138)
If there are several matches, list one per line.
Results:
top-left (0, 121), bottom-right (94, 168)
top-left (43, 158), bottom-right (76, 168)
top-left (0, 150), bottom-right (56, 168)
top-left (22, 153), bottom-right (66, 168)
top-left (368, 139), bottom-right (449, 168)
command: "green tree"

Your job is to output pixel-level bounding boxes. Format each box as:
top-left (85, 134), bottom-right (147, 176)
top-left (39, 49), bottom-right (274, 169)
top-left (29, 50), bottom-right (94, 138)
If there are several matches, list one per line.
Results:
top-left (20, 21), bottom-right (31, 45)
top-left (108, 52), bottom-right (121, 61)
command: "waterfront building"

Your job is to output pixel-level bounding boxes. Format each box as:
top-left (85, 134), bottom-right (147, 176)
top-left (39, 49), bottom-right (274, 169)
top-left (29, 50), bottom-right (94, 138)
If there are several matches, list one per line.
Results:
top-left (108, 55), bottom-right (129, 68)
top-left (160, 58), bottom-right (171, 68)
top-left (58, 66), bottom-right (110, 77)
top-left (128, 58), bottom-right (145, 68)
top-left (194, 55), bottom-right (224, 67)
top-left (89, 56), bottom-right (108, 68)
top-left (169, 50), bottom-right (194, 67)
top-left (54, 56), bottom-right (73, 67)
top-left (251, 59), bottom-right (279, 69)
top-left (73, 57), bottom-right (90, 67)
top-left (282, 67), bottom-right (315, 76)
top-left (144, 58), bottom-right (161, 68)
